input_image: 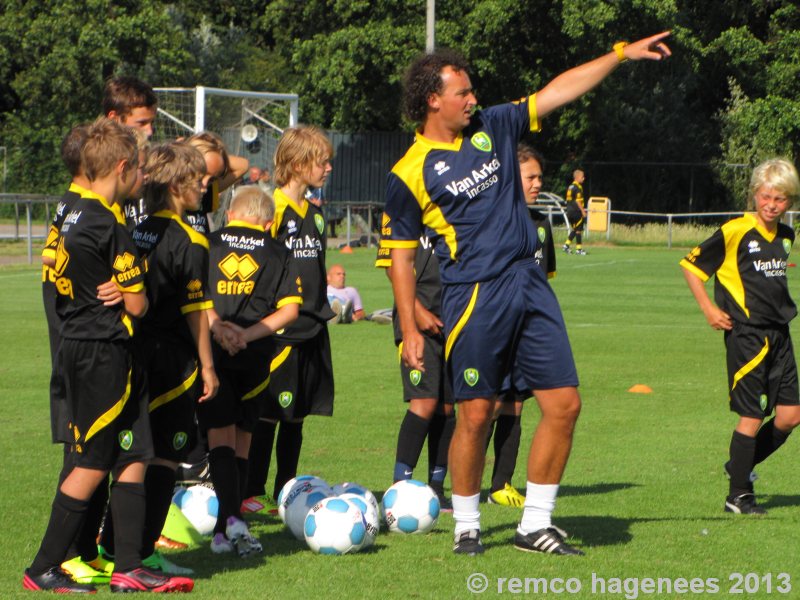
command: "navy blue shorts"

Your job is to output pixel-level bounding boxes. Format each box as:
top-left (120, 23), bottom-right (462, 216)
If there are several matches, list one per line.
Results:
top-left (442, 258), bottom-right (578, 400)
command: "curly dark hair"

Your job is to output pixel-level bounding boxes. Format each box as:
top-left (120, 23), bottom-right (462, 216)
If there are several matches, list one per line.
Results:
top-left (402, 49), bottom-right (470, 124)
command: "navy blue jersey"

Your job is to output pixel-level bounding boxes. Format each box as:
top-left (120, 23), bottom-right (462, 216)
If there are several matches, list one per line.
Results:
top-left (381, 96), bottom-right (540, 284)
top-left (681, 213), bottom-right (796, 326)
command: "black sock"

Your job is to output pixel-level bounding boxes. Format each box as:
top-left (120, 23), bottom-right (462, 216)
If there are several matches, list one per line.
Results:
top-left (75, 476), bottom-right (109, 561)
top-left (209, 446), bottom-right (240, 533)
top-left (491, 414), bottom-right (521, 493)
top-left (274, 421), bottom-right (304, 500)
top-left (29, 491), bottom-right (89, 575)
top-left (428, 414), bottom-right (454, 485)
top-left (236, 457), bottom-right (249, 502)
top-left (245, 420), bottom-right (277, 498)
top-left (753, 418), bottom-right (791, 465)
top-left (111, 481), bottom-right (146, 573)
top-left (140, 465), bottom-right (176, 558)
top-left (728, 430), bottom-right (757, 497)
top-left (393, 410), bottom-right (429, 482)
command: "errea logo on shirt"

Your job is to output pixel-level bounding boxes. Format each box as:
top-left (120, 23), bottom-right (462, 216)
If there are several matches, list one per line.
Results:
top-left (218, 253), bottom-right (258, 295)
top-left (287, 219), bottom-right (298, 234)
top-left (434, 161), bottom-right (450, 175)
top-left (748, 240), bottom-right (761, 254)
top-left (113, 252), bottom-right (136, 271)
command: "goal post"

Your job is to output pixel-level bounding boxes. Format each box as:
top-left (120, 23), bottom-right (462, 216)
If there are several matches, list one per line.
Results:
top-left (152, 86), bottom-right (299, 162)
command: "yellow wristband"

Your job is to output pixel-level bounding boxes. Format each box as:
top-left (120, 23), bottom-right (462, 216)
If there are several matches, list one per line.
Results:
top-left (613, 41), bottom-right (629, 63)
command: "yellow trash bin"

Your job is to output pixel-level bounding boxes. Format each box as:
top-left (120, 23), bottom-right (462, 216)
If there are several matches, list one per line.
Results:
top-left (587, 197), bottom-right (610, 233)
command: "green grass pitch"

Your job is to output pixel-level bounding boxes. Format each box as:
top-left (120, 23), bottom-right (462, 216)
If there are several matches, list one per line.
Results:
top-left (1, 246), bottom-right (798, 598)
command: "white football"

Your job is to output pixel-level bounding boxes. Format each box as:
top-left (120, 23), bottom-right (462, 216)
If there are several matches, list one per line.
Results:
top-left (381, 479), bottom-right (440, 534)
top-left (304, 497), bottom-right (367, 554)
top-left (172, 485), bottom-right (218, 536)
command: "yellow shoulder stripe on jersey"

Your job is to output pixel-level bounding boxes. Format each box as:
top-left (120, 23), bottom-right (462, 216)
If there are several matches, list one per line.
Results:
top-left (445, 283), bottom-right (480, 360)
top-left (277, 296), bottom-right (303, 308)
top-left (82, 189), bottom-right (127, 226)
top-left (392, 144), bottom-right (458, 259)
top-left (228, 219), bottom-right (266, 232)
top-left (731, 337), bottom-right (769, 391)
top-left (150, 366), bottom-right (199, 412)
top-left (85, 368), bottom-right (132, 442)
top-left (679, 258), bottom-right (709, 282)
top-left (69, 182), bottom-right (90, 196)
top-left (180, 300), bottom-right (214, 315)
top-left (718, 216), bottom-right (752, 318)
top-left (272, 188), bottom-right (307, 229)
top-left (153, 210), bottom-right (210, 249)
top-left (414, 130), bottom-right (464, 152)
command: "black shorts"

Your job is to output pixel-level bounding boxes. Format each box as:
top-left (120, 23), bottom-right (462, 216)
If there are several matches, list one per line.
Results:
top-left (725, 322), bottom-right (799, 418)
top-left (197, 344), bottom-right (275, 432)
top-left (566, 205), bottom-right (584, 230)
top-left (59, 338), bottom-right (153, 470)
top-left (43, 280), bottom-right (72, 444)
top-left (399, 334), bottom-right (453, 404)
top-left (144, 338), bottom-right (201, 462)
top-left (261, 328), bottom-right (334, 420)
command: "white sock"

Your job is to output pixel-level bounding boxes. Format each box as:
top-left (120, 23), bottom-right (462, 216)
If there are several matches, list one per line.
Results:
top-left (452, 493), bottom-right (481, 535)
top-left (519, 482), bottom-right (558, 533)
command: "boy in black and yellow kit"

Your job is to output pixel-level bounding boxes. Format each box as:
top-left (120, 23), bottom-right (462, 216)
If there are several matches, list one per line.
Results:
top-left (25, 118), bottom-right (192, 593)
top-left (132, 142), bottom-right (218, 576)
top-left (243, 126), bottom-right (336, 512)
top-left (681, 158), bottom-right (800, 515)
top-left (202, 185), bottom-right (301, 555)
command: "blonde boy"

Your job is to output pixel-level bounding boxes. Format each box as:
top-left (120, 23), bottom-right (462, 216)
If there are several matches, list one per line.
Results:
top-left (681, 158), bottom-right (800, 515)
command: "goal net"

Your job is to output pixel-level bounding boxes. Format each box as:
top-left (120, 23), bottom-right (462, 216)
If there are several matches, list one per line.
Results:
top-left (152, 86), bottom-right (299, 169)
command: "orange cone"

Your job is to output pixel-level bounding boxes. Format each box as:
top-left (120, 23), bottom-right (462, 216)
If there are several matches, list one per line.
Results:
top-left (340, 245), bottom-right (353, 254)
top-left (628, 384), bottom-right (653, 394)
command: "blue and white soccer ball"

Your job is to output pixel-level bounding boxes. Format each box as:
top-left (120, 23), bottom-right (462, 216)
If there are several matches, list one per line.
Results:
top-left (304, 497), bottom-right (368, 555)
top-left (332, 482), bottom-right (379, 515)
top-left (285, 483), bottom-right (333, 540)
top-left (172, 485), bottom-right (218, 536)
top-left (381, 480), bottom-right (440, 534)
top-left (339, 492), bottom-right (379, 547)
top-left (277, 475), bottom-right (331, 524)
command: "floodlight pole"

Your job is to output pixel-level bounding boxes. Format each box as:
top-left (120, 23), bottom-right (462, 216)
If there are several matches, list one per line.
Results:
top-left (426, 0), bottom-right (435, 53)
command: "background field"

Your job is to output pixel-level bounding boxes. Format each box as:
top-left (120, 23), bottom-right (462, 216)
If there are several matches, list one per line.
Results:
top-left (1, 245), bottom-right (799, 599)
